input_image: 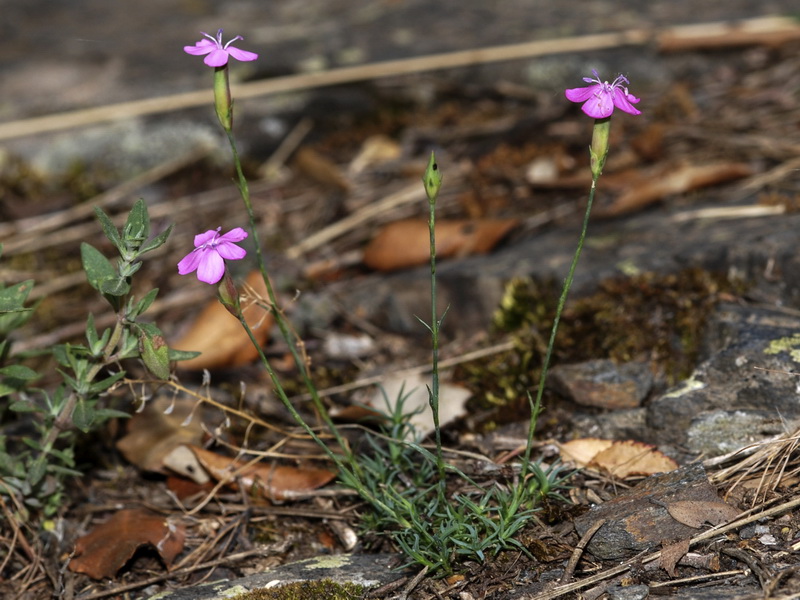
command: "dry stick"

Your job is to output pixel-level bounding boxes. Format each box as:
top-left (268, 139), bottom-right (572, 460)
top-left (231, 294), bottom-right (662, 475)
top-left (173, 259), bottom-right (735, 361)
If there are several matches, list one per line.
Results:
top-left (76, 547), bottom-right (271, 600)
top-left (259, 116), bottom-right (314, 179)
top-left (671, 154), bottom-right (800, 224)
top-left (284, 179), bottom-right (439, 259)
top-left (0, 146), bottom-right (210, 250)
top-left (560, 518), bottom-right (606, 584)
top-left (0, 29), bottom-right (647, 141)
top-left (291, 339), bottom-right (516, 401)
top-left (2, 16), bottom-right (797, 143)
top-left (649, 569), bottom-right (746, 589)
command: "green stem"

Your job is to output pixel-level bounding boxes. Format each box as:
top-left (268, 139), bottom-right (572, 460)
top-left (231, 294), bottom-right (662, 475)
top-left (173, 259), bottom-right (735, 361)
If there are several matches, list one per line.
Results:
top-left (224, 131), bottom-right (353, 463)
top-left (237, 314), bottom-right (409, 526)
top-left (524, 175), bottom-right (599, 470)
top-left (427, 186), bottom-right (447, 491)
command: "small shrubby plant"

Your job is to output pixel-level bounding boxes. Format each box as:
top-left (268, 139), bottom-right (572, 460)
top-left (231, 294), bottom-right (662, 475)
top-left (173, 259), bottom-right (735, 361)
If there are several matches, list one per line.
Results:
top-left (0, 200), bottom-right (188, 517)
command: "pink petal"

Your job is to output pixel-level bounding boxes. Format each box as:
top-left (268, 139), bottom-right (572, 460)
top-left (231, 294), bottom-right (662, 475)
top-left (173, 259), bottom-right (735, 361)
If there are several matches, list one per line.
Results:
top-left (196, 251), bottom-right (225, 284)
top-left (218, 228), bottom-right (249, 243)
top-left (581, 91), bottom-right (614, 118)
top-left (216, 242), bottom-right (247, 260)
top-left (226, 46), bottom-right (259, 62)
top-left (565, 85), bottom-right (598, 103)
top-left (611, 89), bottom-right (641, 115)
top-left (177, 250), bottom-right (203, 274)
top-left (204, 49), bottom-right (230, 67)
top-left (184, 40), bottom-right (215, 56)
top-left (193, 230), bottom-right (218, 247)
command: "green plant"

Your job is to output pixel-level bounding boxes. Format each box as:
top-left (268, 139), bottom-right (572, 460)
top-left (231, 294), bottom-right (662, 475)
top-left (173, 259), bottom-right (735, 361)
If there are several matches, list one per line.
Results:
top-left (0, 200), bottom-right (183, 517)
top-left (174, 51), bottom-right (642, 578)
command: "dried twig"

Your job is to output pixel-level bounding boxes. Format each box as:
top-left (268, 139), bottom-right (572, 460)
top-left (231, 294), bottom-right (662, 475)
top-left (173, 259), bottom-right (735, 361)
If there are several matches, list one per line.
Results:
top-left (1, 17), bottom-right (796, 142)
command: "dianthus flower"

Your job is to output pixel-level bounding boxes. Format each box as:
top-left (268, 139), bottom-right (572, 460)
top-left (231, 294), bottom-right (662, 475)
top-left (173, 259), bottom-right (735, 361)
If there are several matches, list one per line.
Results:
top-left (178, 227), bottom-right (248, 284)
top-left (565, 70), bottom-right (641, 119)
top-left (183, 29), bottom-right (258, 67)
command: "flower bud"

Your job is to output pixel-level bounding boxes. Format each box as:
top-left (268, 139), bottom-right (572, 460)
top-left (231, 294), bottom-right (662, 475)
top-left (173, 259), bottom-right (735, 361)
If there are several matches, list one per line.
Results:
top-left (589, 117), bottom-right (611, 179)
top-left (213, 67), bottom-right (233, 131)
top-left (422, 151), bottom-right (443, 204)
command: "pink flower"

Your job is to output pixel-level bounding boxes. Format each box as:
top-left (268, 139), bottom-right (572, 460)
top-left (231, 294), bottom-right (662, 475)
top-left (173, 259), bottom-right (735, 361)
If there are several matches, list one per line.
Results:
top-left (178, 227), bottom-right (248, 284)
top-left (565, 70), bottom-right (641, 119)
top-left (184, 29), bottom-right (258, 67)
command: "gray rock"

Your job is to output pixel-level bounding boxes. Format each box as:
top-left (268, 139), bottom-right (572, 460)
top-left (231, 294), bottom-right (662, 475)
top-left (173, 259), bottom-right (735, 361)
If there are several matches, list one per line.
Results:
top-left (647, 304), bottom-right (800, 454)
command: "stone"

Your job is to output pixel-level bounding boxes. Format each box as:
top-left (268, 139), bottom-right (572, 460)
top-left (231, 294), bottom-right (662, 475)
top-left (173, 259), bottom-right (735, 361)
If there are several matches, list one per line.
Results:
top-left (549, 359), bottom-right (653, 409)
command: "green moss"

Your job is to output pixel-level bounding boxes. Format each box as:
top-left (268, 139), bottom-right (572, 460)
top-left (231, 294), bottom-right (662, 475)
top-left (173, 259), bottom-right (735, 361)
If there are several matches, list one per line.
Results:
top-left (461, 268), bottom-right (736, 411)
top-left (229, 579), bottom-right (365, 600)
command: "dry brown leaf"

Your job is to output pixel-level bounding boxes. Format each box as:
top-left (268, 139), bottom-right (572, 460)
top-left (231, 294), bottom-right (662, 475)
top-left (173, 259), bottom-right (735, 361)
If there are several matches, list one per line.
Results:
top-left (116, 397), bottom-right (205, 480)
top-left (69, 509), bottom-right (185, 580)
top-left (294, 146), bottom-right (350, 192)
top-left (558, 438), bottom-right (614, 466)
top-left (172, 270), bottom-right (273, 370)
top-left (591, 440), bottom-right (678, 478)
top-left (166, 474), bottom-right (215, 500)
top-left (666, 500), bottom-right (740, 529)
top-left (596, 162), bottom-right (753, 218)
top-left (363, 218), bottom-right (519, 272)
top-left (190, 446), bottom-right (337, 501)
top-left (659, 538), bottom-right (690, 577)
top-left (558, 438), bottom-right (677, 478)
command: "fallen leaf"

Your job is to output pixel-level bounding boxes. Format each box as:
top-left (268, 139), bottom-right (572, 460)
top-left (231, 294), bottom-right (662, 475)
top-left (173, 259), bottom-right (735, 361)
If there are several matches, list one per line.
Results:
top-left (596, 162), bottom-right (753, 218)
top-left (116, 397), bottom-right (206, 481)
top-left (69, 509), bottom-right (185, 580)
top-left (659, 538), bottom-right (690, 577)
top-left (162, 444), bottom-right (209, 484)
top-left (361, 372), bottom-right (470, 440)
top-left (558, 438), bottom-right (614, 466)
top-left (666, 500), bottom-right (740, 529)
top-left (172, 270), bottom-right (273, 370)
top-left (363, 218), bottom-right (518, 272)
top-left (189, 446), bottom-right (337, 501)
top-left (166, 474), bottom-right (215, 500)
top-left (591, 440), bottom-right (679, 478)
top-left (294, 146), bottom-right (350, 192)
top-left (558, 438), bottom-right (678, 478)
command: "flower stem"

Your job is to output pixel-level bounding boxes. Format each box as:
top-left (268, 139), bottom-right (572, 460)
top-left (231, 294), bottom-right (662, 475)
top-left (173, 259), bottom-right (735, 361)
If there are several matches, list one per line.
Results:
top-left (421, 153), bottom-right (447, 496)
top-left (224, 130), bottom-right (352, 459)
top-left (525, 175), bottom-right (598, 469)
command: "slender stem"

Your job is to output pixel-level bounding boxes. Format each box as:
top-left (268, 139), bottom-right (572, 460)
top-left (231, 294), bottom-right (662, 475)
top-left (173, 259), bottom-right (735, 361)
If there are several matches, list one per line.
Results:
top-left (427, 187), bottom-right (446, 489)
top-left (525, 176), bottom-right (598, 468)
top-left (224, 131), bottom-right (352, 456)
top-left (236, 314), bottom-right (410, 526)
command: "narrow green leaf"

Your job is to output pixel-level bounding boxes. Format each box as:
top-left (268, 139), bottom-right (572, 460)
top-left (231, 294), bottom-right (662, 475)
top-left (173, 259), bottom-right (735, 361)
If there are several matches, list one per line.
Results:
top-left (72, 400), bottom-right (95, 432)
top-left (87, 370), bottom-right (126, 395)
top-left (128, 288), bottom-right (158, 320)
top-left (138, 328), bottom-right (171, 380)
top-left (0, 279), bottom-right (34, 311)
top-left (138, 224), bottom-right (173, 255)
top-left (0, 365), bottom-right (39, 380)
top-left (85, 313), bottom-right (99, 349)
top-left (123, 199), bottom-right (150, 247)
top-left (93, 206), bottom-right (123, 252)
top-left (98, 275), bottom-right (131, 297)
top-left (169, 349), bottom-right (200, 361)
top-left (80, 243), bottom-right (117, 292)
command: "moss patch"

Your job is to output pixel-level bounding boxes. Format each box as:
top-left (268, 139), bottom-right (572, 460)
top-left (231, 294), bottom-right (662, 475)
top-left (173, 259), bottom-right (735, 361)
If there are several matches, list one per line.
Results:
top-left (461, 267), bottom-right (734, 412)
top-left (229, 579), bottom-right (365, 600)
